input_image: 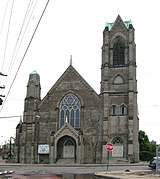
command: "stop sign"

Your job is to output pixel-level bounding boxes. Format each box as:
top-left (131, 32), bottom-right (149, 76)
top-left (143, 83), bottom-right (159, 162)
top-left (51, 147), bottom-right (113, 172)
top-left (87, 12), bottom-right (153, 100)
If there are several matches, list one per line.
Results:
top-left (106, 143), bottom-right (113, 151)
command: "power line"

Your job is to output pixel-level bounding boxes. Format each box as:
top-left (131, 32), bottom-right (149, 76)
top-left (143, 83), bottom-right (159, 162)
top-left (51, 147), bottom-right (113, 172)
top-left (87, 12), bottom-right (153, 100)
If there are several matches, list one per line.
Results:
top-left (5, 0), bottom-right (37, 81)
top-left (0, 0), bottom-right (50, 111)
top-left (0, 0), bottom-right (9, 41)
top-left (0, 0), bottom-right (12, 95)
top-left (1, 0), bottom-right (37, 95)
top-left (0, 115), bottom-right (22, 119)
top-left (1, 0), bottom-right (15, 73)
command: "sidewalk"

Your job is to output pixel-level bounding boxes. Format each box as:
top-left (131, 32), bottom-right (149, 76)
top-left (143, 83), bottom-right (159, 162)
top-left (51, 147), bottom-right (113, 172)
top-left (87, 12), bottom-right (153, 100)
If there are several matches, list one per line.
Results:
top-left (95, 170), bottom-right (160, 179)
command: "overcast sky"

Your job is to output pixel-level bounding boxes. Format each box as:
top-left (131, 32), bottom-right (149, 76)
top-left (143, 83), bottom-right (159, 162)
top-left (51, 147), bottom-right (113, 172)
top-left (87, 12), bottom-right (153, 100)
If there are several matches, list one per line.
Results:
top-left (0, 0), bottom-right (160, 145)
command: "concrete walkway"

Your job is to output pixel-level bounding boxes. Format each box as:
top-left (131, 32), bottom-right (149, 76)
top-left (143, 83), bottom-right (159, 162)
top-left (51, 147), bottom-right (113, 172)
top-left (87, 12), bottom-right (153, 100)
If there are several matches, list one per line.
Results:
top-left (95, 170), bottom-right (160, 179)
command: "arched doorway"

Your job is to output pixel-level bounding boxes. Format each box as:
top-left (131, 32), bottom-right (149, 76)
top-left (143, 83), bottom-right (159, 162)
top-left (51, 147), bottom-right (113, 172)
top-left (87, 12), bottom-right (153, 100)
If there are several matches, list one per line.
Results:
top-left (112, 137), bottom-right (124, 158)
top-left (57, 136), bottom-right (76, 161)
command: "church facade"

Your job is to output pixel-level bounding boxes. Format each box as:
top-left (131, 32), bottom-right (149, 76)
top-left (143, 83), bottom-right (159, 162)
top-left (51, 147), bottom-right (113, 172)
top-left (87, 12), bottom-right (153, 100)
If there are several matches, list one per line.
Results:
top-left (15, 15), bottom-right (139, 164)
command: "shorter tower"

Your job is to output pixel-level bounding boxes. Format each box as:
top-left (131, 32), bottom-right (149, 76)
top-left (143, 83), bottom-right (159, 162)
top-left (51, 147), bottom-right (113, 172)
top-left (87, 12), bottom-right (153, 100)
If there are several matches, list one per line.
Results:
top-left (15, 71), bottom-right (41, 163)
top-left (24, 70), bottom-right (41, 123)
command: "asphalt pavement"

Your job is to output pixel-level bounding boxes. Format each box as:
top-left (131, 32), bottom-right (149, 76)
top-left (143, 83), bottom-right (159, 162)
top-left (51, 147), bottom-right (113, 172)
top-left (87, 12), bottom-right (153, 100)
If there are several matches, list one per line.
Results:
top-left (0, 157), bottom-right (156, 178)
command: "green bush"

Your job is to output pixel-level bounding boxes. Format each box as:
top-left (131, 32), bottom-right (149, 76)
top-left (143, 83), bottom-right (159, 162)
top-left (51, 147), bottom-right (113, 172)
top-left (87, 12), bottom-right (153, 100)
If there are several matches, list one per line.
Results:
top-left (140, 151), bottom-right (154, 162)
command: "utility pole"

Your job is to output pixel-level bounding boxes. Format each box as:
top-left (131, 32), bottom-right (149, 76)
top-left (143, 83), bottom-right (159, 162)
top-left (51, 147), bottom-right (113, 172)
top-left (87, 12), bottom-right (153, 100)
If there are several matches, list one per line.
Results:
top-left (0, 72), bottom-right (7, 105)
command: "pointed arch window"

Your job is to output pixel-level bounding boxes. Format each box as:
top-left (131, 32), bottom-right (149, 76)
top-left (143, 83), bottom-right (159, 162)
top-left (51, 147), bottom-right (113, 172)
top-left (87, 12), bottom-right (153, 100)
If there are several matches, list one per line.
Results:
top-left (113, 137), bottom-right (123, 144)
top-left (64, 139), bottom-right (74, 146)
top-left (112, 137), bottom-right (124, 157)
top-left (60, 94), bottom-right (81, 128)
top-left (113, 40), bottom-right (125, 66)
top-left (111, 105), bottom-right (117, 115)
top-left (120, 104), bottom-right (127, 115)
top-left (113, 75), bottom-right (124, 84)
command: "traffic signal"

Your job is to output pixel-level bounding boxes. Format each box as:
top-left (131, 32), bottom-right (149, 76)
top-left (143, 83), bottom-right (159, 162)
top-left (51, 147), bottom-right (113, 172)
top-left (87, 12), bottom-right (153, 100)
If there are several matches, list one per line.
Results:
top-left (0, 98), bottom-right (3, 105)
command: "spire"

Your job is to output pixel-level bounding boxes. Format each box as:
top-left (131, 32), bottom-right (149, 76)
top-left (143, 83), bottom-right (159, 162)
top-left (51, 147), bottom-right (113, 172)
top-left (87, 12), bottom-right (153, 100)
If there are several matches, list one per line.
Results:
top-left (70, 55), bottom-right (72, 66)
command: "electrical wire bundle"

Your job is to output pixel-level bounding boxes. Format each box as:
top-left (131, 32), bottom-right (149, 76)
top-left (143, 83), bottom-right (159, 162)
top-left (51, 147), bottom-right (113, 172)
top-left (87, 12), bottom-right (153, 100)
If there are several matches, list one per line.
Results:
top-left (0, 0), bottom-right (49, 113)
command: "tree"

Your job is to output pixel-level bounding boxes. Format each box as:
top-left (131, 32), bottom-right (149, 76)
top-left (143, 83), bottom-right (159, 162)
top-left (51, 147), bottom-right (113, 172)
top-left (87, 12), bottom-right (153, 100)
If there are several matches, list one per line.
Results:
top-left (139, 130), bottom-right (150, 151)
top-left (139, 130), bottom-right (156, 161)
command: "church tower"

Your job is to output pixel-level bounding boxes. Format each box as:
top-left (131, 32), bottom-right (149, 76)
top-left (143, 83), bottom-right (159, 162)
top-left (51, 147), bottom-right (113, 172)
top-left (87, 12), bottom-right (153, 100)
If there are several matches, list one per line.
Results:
top-left (24, 70), bottom-right (41, 123)
top-left (100, 15), bottom-right (139, 162)
top-left (21, 71), bottom-right (41, 163)
top-left (15, 15), bottom-right (139, 164)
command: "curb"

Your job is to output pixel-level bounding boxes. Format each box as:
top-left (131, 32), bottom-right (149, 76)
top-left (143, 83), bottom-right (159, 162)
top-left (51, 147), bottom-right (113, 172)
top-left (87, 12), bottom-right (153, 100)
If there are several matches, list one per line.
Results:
top-left (0, 162), bottom-right (148, 167)
top-left (95, 170), bottom-right (154, 179)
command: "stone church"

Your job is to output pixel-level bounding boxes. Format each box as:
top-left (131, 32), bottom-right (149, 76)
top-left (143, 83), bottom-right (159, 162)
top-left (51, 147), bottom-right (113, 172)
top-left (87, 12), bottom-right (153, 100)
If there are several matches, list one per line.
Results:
top-left (15, 15), bottom-right (139, 164)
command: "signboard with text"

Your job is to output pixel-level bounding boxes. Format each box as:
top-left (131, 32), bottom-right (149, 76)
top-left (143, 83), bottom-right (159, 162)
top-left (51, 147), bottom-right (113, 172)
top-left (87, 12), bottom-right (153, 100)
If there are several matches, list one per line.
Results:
top-left (38, 144), bottom-right (49, 154)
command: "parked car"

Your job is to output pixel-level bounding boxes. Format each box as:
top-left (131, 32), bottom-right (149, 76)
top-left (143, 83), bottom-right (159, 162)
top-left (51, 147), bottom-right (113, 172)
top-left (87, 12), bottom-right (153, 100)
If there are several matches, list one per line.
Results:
top-left (148, 157), bottom-right (160, 169)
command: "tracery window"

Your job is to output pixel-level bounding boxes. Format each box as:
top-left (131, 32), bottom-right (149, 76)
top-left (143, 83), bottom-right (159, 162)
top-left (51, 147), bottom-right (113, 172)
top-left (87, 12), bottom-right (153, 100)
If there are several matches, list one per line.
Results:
top-left (60, 94), bottom-right (80, 128)
top-left (112, 137), bottom-right (124, 158)
top-left (64, 139), bottom-right (74, 146)
top-left (113, 40), bottom-right (125, 66)
top-left (113, 137), bottom-right (123, 144)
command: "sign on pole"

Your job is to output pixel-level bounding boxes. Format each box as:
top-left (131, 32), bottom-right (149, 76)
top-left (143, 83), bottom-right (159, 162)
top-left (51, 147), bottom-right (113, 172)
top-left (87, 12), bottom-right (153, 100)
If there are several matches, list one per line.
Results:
top-left (106, 143), bottom-right (113, 171)
top-left (106, 143), bottom-right (113, 151)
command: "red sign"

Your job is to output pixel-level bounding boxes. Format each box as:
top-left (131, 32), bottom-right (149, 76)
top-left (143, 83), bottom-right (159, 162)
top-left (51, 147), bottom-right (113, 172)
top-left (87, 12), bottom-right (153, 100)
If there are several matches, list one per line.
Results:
top-left (106, 143), bottom-right (113, 151)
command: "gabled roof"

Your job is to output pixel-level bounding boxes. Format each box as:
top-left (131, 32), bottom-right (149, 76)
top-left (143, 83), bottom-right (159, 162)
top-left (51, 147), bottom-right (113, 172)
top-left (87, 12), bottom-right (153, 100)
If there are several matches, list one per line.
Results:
top-left (54, 122), bottom-right (79, 141)
top-left (40, 64), bottom-right (99, 106)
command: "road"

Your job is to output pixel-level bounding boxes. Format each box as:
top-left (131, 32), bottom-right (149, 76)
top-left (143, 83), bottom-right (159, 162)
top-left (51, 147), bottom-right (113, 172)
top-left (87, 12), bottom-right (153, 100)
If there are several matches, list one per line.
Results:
top-left (0, 163), bottom-right (150, 175)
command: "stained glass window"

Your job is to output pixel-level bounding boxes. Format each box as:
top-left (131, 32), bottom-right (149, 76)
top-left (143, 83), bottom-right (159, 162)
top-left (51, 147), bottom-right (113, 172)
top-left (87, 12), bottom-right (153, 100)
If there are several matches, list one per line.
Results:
top-left (60, 94), bottom-right (81, 128)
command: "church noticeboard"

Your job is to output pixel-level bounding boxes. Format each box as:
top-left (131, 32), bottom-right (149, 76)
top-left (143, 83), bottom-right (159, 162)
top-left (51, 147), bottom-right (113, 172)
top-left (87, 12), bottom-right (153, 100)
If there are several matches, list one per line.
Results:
top-left (38, 144), bottom-right (49, 154)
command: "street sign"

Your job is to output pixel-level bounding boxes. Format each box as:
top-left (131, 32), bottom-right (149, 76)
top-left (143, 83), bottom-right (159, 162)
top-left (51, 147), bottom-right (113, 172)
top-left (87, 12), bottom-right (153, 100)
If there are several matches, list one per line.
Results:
top-left (106, 143), bottom-right (113, 151)
top-left (106, 143), bottom-right (113, 171)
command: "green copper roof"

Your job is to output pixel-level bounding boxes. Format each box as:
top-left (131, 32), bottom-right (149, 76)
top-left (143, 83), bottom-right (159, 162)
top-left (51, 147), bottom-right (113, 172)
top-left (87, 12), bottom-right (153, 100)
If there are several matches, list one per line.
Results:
top-left (29, 70), bottom-right (40, 81)
top-left (30, 70), bottom-right (38, 75)
top-left (124, 20), bottom-right (132, 28)
top-left (105, 22), bottom-right (114, 31)
top-left (105, 20), bottom-right (132, 31)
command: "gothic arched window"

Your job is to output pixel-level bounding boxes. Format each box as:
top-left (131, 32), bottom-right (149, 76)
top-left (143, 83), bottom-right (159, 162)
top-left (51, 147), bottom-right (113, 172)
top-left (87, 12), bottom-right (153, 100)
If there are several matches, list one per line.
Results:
top-left (111, 105), bottom-right (117, 115)
top-left (112, 137), bottom-right (124, 158)
top-left (113, 40), bottom-right (125, 66)
top-left (120, 104), bottom-right (127, 115)
top-left (60, 94), bottom-right (81, 128)
top-left (64, 139), bottom-right (74, 146)
top-left (113, 137), bottom-right (123, 144)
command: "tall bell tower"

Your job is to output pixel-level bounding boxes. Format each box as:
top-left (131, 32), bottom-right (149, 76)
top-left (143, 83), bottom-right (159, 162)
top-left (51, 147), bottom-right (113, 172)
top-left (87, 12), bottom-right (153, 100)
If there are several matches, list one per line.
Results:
top-left (100, 15), bottom-right (139, 162)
